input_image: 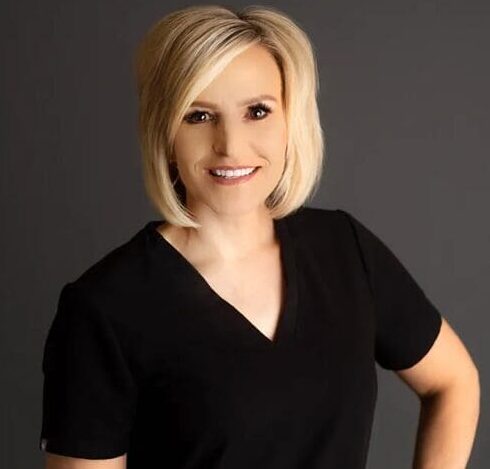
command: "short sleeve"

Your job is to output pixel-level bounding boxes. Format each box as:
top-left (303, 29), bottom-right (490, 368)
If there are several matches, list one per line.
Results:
top-left (39, 282), bottom-right (138, 459)
top-left (338, 209), bottom-right (442, 371)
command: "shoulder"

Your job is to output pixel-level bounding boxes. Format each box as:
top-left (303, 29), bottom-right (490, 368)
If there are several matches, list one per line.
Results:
top-left (63, 222), bottom-right (168, 315)
top-left (282, 205), bottom-right (356, 245)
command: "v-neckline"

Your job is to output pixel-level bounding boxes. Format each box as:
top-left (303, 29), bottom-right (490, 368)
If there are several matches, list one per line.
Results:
top-left (144, 216), bottom-right (299, 348)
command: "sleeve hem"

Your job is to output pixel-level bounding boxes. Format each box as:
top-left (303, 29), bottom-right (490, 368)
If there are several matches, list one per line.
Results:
top-left (377, 310), bottom-right (443, 371)
top-left (40, 434), bottom-right (128, 460)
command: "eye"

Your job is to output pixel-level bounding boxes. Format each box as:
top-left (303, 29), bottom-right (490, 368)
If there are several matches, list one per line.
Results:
top-left (183, 102), bottom-right (273, 125)
top-left (184, 110), bottom-right (211, 124)
top-left (248, 102), bottom-right (272, 120)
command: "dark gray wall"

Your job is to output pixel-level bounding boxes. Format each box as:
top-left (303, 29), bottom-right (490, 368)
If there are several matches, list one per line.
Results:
top-left (1, 1), bottom-right (488, 467)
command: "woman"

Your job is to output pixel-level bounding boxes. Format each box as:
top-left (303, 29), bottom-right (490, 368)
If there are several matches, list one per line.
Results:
top-left (40, 5), bottom-right (480, 468)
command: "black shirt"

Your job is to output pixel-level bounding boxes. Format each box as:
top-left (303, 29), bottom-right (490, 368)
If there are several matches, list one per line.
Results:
top-left (39, 206), bottom-right (442, 468)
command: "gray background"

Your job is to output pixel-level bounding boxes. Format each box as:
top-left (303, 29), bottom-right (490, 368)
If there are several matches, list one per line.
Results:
top-left (1, 0), bottom-right (488, 467)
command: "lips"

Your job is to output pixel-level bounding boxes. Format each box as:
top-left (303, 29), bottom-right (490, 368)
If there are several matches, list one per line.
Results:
top-left (207, 166), bottom-right (260, 185)
top-left (206, 165), bottom-right (261, 171)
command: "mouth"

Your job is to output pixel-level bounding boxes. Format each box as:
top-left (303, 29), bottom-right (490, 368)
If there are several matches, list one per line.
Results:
top-left (207, 166), bottom-right (260, 178)
top-left (206, 166), bottom-right (261, 184)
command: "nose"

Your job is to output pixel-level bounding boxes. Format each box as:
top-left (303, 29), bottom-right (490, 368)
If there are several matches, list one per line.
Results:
top-left (212, 120), bottom-right (246, 158)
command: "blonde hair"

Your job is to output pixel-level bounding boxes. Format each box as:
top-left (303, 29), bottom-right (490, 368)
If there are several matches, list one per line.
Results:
top-left (134, 4), bottom-right (325, 228)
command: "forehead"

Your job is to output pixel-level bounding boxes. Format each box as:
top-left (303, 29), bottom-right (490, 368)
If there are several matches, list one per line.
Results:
top-left (194, 45), bottom-right (282, 106)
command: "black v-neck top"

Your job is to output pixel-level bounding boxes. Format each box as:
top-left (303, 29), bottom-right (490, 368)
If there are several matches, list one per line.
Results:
top-left (39, 206), bottom-right (442, 468)
top-left (153, 214), bottom-right (299, 346)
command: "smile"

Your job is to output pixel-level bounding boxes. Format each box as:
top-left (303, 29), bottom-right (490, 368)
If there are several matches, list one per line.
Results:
top-left (207, 166), bottom-right (260, 185)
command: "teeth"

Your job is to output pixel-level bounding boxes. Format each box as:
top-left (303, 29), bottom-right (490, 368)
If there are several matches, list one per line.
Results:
top-left (210, 167), bottom-right (257, 178)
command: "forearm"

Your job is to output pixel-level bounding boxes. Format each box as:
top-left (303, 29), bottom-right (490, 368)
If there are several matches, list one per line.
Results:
top-left (412, 372), bottom-right (480, 469)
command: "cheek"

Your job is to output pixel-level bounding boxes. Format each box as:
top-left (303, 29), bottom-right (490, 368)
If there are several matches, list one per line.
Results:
top-left (173, 136), bottom-right (203, 170)
top-left (256, 119), bottom-right (287, 152)
top-left (173, 134), bottom-right (193, 157)
top-left (266, 131), bottom-right (288, 163)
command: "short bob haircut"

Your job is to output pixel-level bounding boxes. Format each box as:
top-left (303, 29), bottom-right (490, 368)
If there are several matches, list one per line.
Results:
top-left (134, 4), bottom-right (325, 228)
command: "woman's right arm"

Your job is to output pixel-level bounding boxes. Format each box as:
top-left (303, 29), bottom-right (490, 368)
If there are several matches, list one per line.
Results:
top-left (44, 452), bottom-right (127, 469)
top-left (40, 284), bottom-right (137, 465)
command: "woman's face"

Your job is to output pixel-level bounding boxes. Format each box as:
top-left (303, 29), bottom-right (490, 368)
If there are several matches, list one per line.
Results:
top-left (172, 44), bottom-right (288, 218)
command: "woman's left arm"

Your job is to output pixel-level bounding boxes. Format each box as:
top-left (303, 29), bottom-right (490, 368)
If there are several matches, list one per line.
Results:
top-left (395, 317), bottom-right (480, 469)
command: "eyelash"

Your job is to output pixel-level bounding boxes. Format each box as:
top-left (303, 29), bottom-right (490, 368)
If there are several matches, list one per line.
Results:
top-left (183, 102), bottom-right (273, 124)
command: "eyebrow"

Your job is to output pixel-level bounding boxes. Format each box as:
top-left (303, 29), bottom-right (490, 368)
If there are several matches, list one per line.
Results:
top-left (190, 94), bottom-right (278, 109)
